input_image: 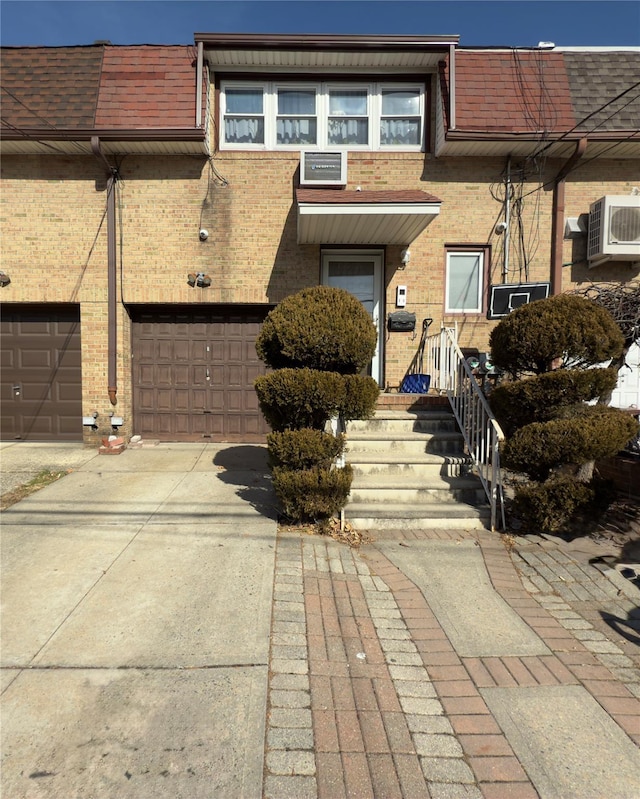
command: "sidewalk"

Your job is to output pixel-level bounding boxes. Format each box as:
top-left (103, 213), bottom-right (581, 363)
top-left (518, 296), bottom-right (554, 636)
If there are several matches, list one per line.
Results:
top-left (1, 443), bottom-right (639, 798)
top-left (264, 526), bottom-right (640, 799)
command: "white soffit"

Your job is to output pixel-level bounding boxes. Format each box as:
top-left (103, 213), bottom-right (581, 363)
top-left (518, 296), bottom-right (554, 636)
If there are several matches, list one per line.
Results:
top-left (297, 201), bottom-right (441, 245)
top-left (204, 49), bottom-right (444, 70)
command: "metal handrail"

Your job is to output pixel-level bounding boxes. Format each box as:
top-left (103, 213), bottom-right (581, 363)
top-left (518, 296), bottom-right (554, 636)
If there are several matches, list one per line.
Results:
top-left (424, 326), bottom-right (506, 531)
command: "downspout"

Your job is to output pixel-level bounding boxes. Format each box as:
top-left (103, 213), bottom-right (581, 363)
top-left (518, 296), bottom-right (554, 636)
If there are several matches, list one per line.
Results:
top-left (448, 44), bottom-right (456, 130)
top-left (196, 41), bottom-right (203, 128)
top-left (91, 136), bottom-right (118, 405)
top-left (550, 137), bottom-right (587, 294)
top-left (503, 155), bottom-right (511, 282)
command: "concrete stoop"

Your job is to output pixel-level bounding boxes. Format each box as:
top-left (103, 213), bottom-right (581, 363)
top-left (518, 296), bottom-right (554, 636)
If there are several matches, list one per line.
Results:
top-left (344, 394), bottom-right (490, 530)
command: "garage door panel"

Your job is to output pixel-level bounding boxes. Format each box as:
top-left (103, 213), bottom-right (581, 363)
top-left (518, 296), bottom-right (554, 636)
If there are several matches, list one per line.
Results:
top-left (132, 306), bottom-right (271, 442)
top-left (155, 365), bottom-right (172, 386)
top-left (227, 365), bottom-right (243, 387)
top-left (0, 305), bottom-right (82, 441)
top-left (210, 365), bottom-right (224, 386)
top-left (21, 349), bottom-right (53, 368)
top-left (156, 389), bottom-right (174, 412)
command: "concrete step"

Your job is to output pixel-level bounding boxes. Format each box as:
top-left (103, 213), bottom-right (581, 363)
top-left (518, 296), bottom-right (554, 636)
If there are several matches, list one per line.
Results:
top-left (348, 453), bottom-right (471, 479)
top-left (349, 476), bottom-right (486, 506)
top-left (345, 502), bottom-right (490, 530)
top-left (346, 430), bottom-right (464, 456)
top-left (348, 411), bottom-right (458, 434)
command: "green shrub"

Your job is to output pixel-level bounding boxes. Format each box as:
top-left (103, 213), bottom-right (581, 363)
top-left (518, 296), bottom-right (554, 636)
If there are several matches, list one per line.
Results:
top-left (272, 464), bottom-right (353, 523)
top-left (267, 429), bottom-right (346, 470)
top-left (256, 286), bottom-right (377, 373)
top-left (513, 475), bottom-right (616, 534)
top-left (490, 294), bottom-right (624, 377)
top-left (255, 369), bottom-right (345, 430)
top-left (339, 374), bottom-right (380, 421)
top-left (502, 406), bottom-right (639, 481)
top-left (489, 368), bottom-right (618, 436)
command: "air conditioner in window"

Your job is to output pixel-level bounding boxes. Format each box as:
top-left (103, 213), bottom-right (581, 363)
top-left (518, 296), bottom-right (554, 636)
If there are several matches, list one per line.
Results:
top-left (587, 195), bottom-right (640, 266)
top-left (300, 151), bottom-right (347, 187)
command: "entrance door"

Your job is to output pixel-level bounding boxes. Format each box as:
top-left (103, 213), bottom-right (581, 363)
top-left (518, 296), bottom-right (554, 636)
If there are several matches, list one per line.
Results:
top-left (321, 250), bottom-right (383, 384)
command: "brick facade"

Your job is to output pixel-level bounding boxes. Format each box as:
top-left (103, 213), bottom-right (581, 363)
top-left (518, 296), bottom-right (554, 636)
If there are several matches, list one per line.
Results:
top-left (1, 39), bottom-right (639, 442)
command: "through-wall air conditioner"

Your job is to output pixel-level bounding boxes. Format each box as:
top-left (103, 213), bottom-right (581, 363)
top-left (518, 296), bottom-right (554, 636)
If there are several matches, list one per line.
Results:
top-left (587, 195), bottom-right (640, 266)
top-left (300, 151), bottom-right (347, 187)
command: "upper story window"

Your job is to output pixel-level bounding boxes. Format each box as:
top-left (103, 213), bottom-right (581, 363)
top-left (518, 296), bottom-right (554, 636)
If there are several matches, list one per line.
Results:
top-left (277, 88), bottom-right (317, 145)
top-left (220, 81), bottom-right (425, 151)
top-left (224, 87), bottom-right (264, 144)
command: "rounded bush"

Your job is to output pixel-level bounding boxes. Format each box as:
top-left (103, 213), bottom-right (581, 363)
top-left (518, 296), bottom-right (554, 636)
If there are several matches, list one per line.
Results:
top-left (272, 465), bottom-right (353, 523)
top-left (339, 374), bottom-right (380, 421)
top-left (489, 294), bottom-right (624, 377)
top-left (267, 429), bottom-right (345, 471)
top-left (501, 406), bottom-right (639, 481)
top-left (512, 475), bottom-right (615, 534)
top-left (256, 286), bottom-right (377, 374)
top-left (489, 368), bottom-right (618, 436)
top-left (255, 368), bottom-right (345, 431)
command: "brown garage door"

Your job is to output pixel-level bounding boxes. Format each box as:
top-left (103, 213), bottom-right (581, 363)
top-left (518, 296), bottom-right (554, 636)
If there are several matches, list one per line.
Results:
top-left (131, 306), bottom-right (271, 442)
top-left (0, 304), bottom-right (83, 441)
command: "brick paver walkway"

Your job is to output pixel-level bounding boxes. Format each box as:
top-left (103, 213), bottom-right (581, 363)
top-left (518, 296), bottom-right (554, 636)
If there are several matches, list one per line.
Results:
top-left (263, 527), bottom-right (640, 799)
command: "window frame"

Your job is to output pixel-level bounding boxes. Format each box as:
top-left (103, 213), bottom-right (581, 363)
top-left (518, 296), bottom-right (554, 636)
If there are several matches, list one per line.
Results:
top-left (221, 83), bottom-right (266, 146)
top-left (219, 80), bottom-right (426, 152)
top-left (444, 246), bottom-right (490, 315)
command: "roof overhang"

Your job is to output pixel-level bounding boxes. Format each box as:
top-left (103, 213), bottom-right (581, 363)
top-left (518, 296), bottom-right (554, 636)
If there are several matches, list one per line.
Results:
top-left (0, 129), bottom-right (209, 156)
top-left (296, 189), bottom-right (441, 246)
top-left (197, 33), bottom-right (457, 71)
top-left (436, 130), bottom-right (640, 159)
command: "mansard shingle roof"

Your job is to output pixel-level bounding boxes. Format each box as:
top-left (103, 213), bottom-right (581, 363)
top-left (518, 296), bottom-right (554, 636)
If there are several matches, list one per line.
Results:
top-left (449, 49), bottom-right (640, 135)
top-left (0, 44), bottom-right (198, 133)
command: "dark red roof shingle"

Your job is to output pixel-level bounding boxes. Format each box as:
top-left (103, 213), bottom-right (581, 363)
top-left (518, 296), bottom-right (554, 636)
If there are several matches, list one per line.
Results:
top-left (1, 46), bottom-right (103, 129)
top-left (453, 51), bottom-right (575, 133)
top-left (0, 44), bottom-right (198, 133)
top-left (296, 189), bottom-right (442, 204)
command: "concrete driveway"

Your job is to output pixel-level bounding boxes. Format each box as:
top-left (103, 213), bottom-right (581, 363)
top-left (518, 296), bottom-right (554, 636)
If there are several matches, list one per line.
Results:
top-left (1, 442), bottom-right (277, 798)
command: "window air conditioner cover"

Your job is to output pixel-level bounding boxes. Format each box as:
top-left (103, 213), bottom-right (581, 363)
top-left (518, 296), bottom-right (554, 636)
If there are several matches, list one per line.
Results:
top-left (587, 195), bottom-right (640, 264)
top-left (300, 151), bottom-right (347, 186)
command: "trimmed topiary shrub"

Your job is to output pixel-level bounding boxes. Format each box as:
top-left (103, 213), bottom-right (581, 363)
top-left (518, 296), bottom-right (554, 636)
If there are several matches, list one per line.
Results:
top-left (255, 285), bottom-right (380, 526)
top-left (255, 369), bottom-right (345, 431)
top-left (489, 368), bottom-right (618, 437)
top-left (490, 294), bottom-right (624, 378)
top-left (490, 293), bottom-right (636, 534)
top-left (501, 406), bottom-right (639, 481)
top-left (339, 374), bottom-right (380, 422)
top-left (512, 475), bottom-right (616, 534)
top-left (267, 429), bottom-right (346, 471)
top-left (272, 465), bottom-right (354, 523)
top-left (256, 285), bottom-right (377, 374)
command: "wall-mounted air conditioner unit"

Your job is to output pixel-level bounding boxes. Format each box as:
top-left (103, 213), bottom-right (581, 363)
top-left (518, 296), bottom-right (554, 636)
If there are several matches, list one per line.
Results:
top-left (300, 151), bottom-right (347, 187)
top-left (587, 195), bottom-right (640, 266)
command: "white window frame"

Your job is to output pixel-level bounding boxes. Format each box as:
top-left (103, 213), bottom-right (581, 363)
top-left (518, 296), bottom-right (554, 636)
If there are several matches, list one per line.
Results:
top-left (219, 80), bottom-right (425, 152)
top-left (221, 83), bottom-right (266, 147)
top-left (445, 249), bottom-right (486, 314)
top-left (275, 84), bottom-right (319, 147)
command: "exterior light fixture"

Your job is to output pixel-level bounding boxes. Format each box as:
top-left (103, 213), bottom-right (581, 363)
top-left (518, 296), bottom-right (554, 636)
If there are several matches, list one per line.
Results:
top-left (0, 272), bottom-right (11, 287)
top-left (187, 273), bottom-right (212, 288)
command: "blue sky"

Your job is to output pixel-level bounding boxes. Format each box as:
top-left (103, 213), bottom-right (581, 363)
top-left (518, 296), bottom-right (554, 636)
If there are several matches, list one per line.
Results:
top-left (1, 1), bottom-right (639, 48)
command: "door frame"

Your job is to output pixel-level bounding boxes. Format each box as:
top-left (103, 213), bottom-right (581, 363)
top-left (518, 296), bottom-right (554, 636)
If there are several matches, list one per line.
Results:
top-left (321, 249), bottom-right (384, 385)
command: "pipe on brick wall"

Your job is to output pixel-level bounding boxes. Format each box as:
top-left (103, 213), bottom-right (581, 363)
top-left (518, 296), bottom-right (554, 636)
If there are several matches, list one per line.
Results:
top-left (91, 136), bottom-right (118, 406)
top-left (550, 137), bottom-right (587, 295)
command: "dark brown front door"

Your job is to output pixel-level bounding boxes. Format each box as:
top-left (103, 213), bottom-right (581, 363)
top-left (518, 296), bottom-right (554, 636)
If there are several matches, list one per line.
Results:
top-left (131, 306), bottom-right (271, 442)
top-left (0, 304), bottom-right (83, 441)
